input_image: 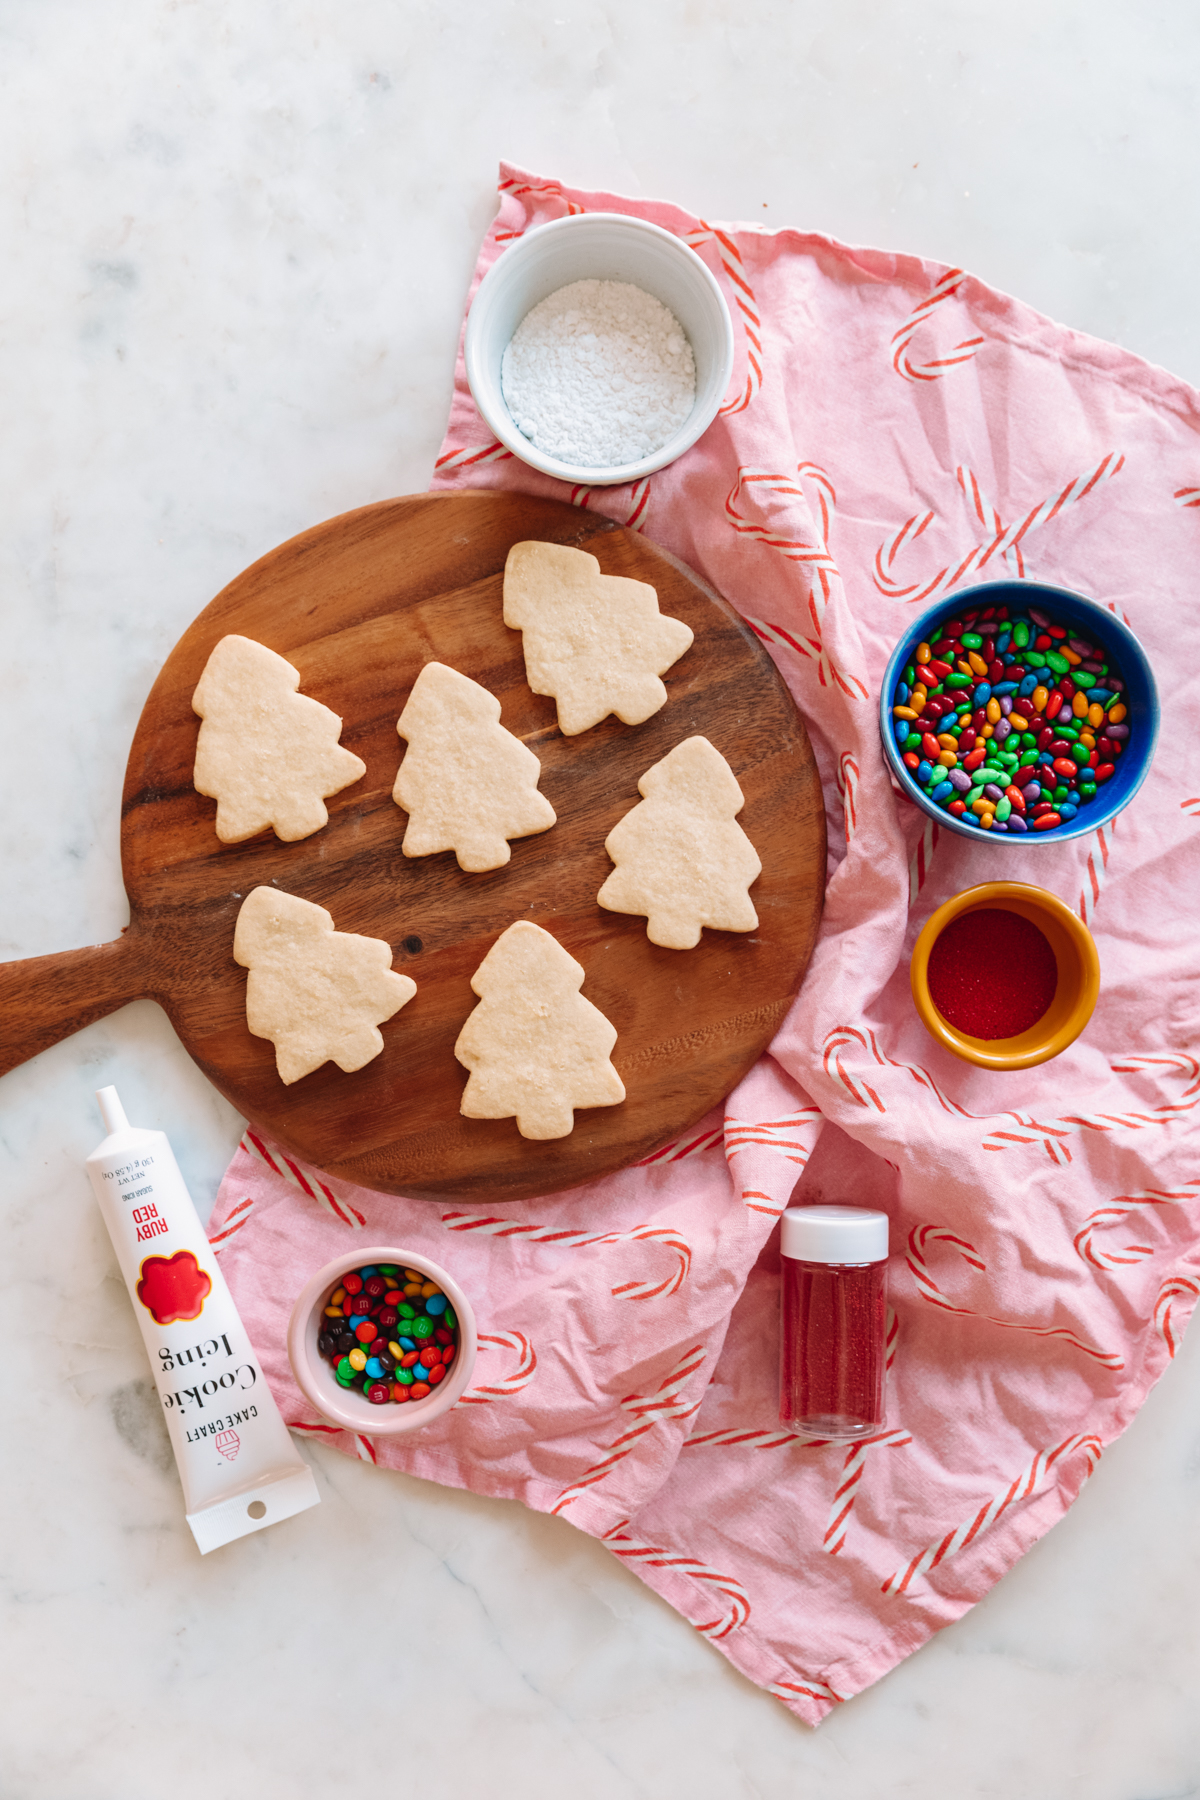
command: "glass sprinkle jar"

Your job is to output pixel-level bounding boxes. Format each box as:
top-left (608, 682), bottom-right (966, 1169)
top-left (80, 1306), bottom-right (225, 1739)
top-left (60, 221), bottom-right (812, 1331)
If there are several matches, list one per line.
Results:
top-left (779, 1205), bottom-right (889, 1442)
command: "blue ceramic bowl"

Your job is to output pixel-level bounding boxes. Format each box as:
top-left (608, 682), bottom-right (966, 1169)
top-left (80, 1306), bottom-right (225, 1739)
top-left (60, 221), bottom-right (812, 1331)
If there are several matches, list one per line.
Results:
top-left (879, 581), bottom-right (1159, 845)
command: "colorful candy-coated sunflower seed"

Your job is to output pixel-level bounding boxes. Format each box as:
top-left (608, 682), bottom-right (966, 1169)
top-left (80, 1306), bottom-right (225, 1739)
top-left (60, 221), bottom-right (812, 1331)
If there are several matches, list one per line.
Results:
top-left (891, 603), bottom-right (1131, 835)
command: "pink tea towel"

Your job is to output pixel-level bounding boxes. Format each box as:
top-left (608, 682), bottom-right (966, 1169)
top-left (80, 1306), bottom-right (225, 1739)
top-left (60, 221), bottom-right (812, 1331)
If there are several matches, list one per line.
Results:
top-left (209, 163), bottom-right (1200, 1725)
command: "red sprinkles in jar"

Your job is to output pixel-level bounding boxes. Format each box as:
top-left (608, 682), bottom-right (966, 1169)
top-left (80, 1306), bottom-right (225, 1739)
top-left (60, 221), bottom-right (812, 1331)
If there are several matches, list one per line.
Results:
top-left (927, 908), bottom-right (1058, 1039)
top-left (317, 1263), bottom-right (459, 1405)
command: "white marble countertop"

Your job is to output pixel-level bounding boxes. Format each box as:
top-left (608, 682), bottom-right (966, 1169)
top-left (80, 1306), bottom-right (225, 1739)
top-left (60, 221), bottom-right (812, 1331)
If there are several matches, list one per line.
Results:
top-left (4, 4), bottom-right (1200, 1794)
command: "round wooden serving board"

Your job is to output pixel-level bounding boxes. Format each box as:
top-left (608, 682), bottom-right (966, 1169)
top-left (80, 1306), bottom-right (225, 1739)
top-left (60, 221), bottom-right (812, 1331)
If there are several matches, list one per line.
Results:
top-left (0, 492), bottom-right (826, 1200)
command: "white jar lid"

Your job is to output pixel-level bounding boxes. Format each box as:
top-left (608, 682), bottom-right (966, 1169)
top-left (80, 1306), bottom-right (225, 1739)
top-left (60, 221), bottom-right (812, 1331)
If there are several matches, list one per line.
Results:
top-left (780, 1205), bottom-right (889, 1264)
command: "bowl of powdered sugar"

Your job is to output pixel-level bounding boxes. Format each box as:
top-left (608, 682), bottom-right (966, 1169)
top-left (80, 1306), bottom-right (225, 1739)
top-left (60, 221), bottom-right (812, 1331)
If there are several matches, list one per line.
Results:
top-left (464, 212), bottom-right (735, 487)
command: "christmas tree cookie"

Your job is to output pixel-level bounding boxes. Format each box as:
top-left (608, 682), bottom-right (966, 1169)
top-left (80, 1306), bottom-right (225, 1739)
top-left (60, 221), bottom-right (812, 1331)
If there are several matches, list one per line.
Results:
top-left (454, 921), bottom-right (625, 1140)
top-left (233, 887), bottom-right (416, 1085)
top-left (192, 635), bottom-right (366, 843)
top-left (503, 540), bottom-right (694, 736)
top-left (393, 661), bottom-right (556, 872)
top-left (597, 737), bottom-right (762, 950)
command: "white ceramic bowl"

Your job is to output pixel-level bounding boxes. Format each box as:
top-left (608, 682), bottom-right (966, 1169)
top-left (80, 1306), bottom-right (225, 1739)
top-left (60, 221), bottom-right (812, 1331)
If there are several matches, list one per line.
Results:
top-left (286, 1246), bottom-right (478, 1436)
top-left (464, 211), bottom-right (735, 487)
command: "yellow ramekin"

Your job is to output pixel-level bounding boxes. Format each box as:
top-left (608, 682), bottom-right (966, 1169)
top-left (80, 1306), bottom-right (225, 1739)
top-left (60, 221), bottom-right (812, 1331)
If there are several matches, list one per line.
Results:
top-left (910, 882), bottom-right (1100, 1070)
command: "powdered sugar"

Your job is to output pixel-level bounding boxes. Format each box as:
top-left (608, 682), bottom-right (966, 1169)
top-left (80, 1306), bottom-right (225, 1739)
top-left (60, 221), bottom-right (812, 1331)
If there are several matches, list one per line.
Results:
top-left (501, 279), bottom-right (697, 469)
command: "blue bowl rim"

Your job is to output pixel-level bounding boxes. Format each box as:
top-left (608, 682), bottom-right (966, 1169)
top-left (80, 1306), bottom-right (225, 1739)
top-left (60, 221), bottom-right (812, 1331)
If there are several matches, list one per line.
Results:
top-left (879, 580), bottom-right (1160, 846)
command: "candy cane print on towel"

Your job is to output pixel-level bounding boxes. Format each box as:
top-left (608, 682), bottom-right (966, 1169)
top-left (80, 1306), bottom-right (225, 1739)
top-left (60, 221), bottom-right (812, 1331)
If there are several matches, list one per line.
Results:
top-left (1077, 819), bottom-right (1119, 929)
top-left (494, 171), bottom-right (584, 240)
top-left (891, 789), bottom-right (941, 913)
top-left (956, 465), bottom-right (1026, 577)
top-left (683, 1424), bottom-right (810, 1451)
top-left (723, 1108), bottom-right (822, 1166)
top-left (823, 1429), bottom-right (914, 1556)
top-left (890, 267), bottom-right (986, 384)
top-left (881, 1434), bottom-right (1104, 1599)
top-left (432, 439), bottom-right (513, 476)
top-left (635, 1114), bottom-right (724, 1167)
top-left (835, 752), bottom-right (861, 844)
top-left (1172, 483), bottom-right (1200, 508)
top-left (239, 1127), bottom-right (366, 1228)
top-left (905, 1225), bottom-right (1123, 1369)
top-left (456, 1331), bottom-right (538, 1405)
top-left (550, 1345), bottom-right (707, 1514)
top-left (208, 1195), bottom-right (255, 1251)
top-left (908, 816), bottom-right (940, 906)
top-left (820, 1024), bottom-right (1200, 1169)
top-left (601, 1516), bottom-right (751, 1642)
top-left (1073, 1178), bottom-right (1200, 1272)
top-left (290, 1417), bottom-right (380, 1465)
top-left (822, 1020), bottom-right (1077, 1127)
top-left (440, 1211), bottom-right (692, 1302)
top-left (634, 1108), bottom-right (815, 1222)
top-left (681, 222), bottom-right (763, 417)
top-left (874, 454), bottom-right (1126, 605)
top-left (1154, 1278), bottom-right (1200, 1358)
top-left (979, 1052), bottom-right (1200, 1162)
top-left (724, 1101), bottom-right (824, 1218)
top-left (767, 1675), bottom-right (846, 1709)
top-left (567, 473), bottom-right (652, 531)
top-left (681, 1426), bottom-right (918, 1565)
top-left (885, 1306), bottom-right (900, 1373)
top-left (725, 465), bottom-right (840, 567)
top-left (731, 462), bottom-right (870, 701)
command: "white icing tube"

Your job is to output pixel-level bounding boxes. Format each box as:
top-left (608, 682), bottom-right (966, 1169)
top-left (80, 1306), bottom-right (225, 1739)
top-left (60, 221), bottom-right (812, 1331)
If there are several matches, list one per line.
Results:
top-left (85, 1086), bottom-right (320, 1553)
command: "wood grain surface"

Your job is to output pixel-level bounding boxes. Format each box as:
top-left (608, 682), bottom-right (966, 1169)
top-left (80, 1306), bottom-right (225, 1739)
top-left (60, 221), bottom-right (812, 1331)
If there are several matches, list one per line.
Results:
top-left (2, 492), bottom-right (827, 1201)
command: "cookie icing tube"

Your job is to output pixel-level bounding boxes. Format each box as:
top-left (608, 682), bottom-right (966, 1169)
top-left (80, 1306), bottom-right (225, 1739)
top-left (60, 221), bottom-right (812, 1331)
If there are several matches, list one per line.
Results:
top-left (85, 1086), bottom-right (320, 1553)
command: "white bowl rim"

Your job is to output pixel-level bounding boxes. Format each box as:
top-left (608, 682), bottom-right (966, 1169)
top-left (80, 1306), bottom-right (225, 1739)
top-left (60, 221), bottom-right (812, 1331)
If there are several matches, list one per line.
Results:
top-left (286, 1245), bottom-right (478, 1436)
top-left (464, 210), bottom-right (736, 487)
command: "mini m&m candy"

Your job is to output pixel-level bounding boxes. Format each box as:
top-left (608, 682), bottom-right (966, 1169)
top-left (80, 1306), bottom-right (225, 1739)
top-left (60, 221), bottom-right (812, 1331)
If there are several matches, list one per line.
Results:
top-left (891, 603), bottom-right (1131, 833)
top-left (316, 1263), bottom-right (460, 1406)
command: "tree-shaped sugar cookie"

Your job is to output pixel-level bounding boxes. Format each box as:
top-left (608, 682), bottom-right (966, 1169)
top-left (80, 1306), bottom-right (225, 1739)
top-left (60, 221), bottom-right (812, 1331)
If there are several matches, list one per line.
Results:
top-left (597, 737), bottom-right (762, 950)
top-left (233, 887), bottom-right (416, 1085)
top-left (503, 540), bottom-right (694, 736)
top-left (393, 661), bottom-right (556, 872)
top-left (454, 921), bottom-right (625, 1140)
top-left (193, 635), bottom-right (365, 843)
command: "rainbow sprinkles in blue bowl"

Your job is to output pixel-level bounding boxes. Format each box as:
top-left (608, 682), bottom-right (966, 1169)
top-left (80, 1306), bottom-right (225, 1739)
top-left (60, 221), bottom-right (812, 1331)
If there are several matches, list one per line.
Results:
top-left (880, 581), bottom-right (1159, 844)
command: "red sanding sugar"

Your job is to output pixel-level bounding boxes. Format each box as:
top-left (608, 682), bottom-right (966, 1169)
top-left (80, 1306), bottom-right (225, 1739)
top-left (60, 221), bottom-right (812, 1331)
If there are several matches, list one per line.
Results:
top-left (927, 907), bottom-right (1058, 1040)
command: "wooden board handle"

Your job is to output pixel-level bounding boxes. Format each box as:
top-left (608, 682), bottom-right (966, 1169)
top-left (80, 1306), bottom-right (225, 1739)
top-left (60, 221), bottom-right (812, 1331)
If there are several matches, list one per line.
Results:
top-left (0, 933), bottom-right (149, 1079)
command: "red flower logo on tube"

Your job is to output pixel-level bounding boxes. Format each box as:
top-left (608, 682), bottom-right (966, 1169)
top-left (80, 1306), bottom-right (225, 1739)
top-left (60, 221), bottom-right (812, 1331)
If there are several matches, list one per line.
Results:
top-left (136, 1250), bottom-right (212, 1324)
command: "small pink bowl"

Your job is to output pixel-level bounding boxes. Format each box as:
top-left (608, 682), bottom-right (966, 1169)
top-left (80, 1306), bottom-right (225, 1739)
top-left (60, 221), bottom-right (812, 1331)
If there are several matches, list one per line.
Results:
top-left (286, 1246), bottom-right (478, 1435)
